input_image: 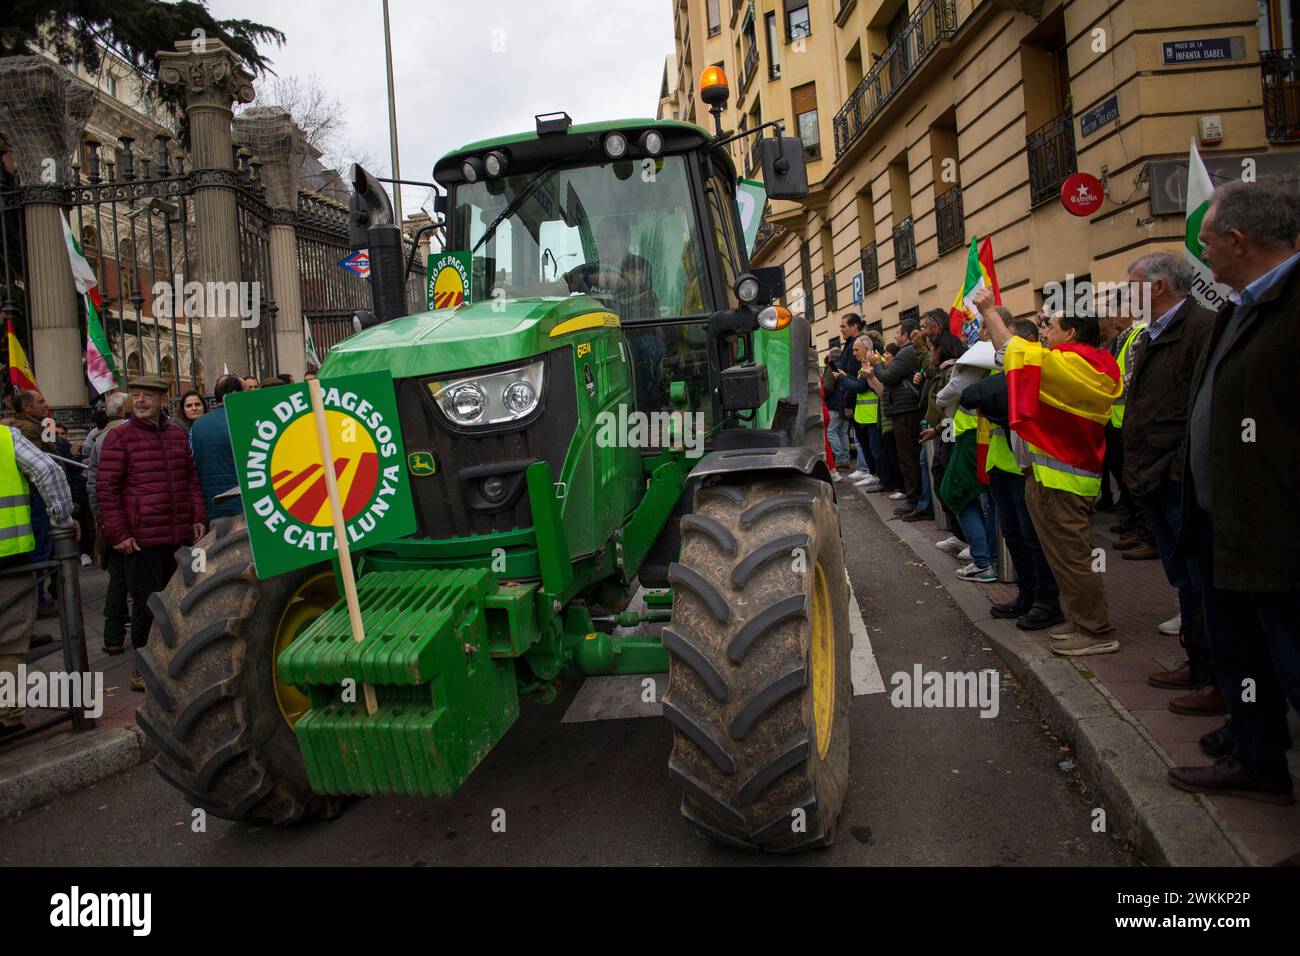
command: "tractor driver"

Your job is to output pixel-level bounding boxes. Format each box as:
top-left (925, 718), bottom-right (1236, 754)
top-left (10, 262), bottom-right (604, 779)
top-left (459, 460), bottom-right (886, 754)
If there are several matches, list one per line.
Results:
top-left (565, 218), bottom-right (659, 320)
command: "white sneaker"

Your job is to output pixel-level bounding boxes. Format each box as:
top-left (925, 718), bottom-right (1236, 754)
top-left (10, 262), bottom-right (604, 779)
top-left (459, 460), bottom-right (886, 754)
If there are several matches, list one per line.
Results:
top-left (935, 536), bottom-right (962, 553)
top-left (1157, 614), bottom-right (1181, 636)
top-left (847, 470), bottom-right (867, 481)
top-left (79, 554), bottom-right (92, 568)
top-left (832, 471), bottom-right (843, 482)
top-left (956, 562), bottom-right (997, 582)
top-left (854, 478), bottom-right (881, 490)
top-left (889, 491), bottom-right (906, 500)
top-left (957, 546), bottom-right (972, 561)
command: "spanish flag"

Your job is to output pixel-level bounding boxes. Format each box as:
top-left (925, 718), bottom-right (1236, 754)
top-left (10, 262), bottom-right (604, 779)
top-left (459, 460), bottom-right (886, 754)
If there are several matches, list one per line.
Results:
top-left (6, 319), bottom-right (38, 393)
top-left (949, 236), bottom-right (1001, 344)
top-left (1003, 337), bottom-right (1121, 474)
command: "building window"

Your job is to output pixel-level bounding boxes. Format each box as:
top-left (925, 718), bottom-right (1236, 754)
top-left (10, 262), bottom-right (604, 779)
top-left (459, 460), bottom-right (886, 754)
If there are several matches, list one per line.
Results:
top-left (792, 83), bottom-right (820, 159)
top-left (106, 73), bottom-right (117, 97)
top-left (785, 1), bottom-right (811, 42)
top-left (708, 0), bottom-right (721, 36)
top-left (765, 13), bottom-right (780, 78)
top-left (799, 240), bottom-right (814, 319)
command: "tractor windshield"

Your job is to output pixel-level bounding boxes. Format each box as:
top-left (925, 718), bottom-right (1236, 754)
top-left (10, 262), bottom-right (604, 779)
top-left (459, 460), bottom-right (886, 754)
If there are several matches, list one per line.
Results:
top-left (453, 155), bottom-right (713, 321)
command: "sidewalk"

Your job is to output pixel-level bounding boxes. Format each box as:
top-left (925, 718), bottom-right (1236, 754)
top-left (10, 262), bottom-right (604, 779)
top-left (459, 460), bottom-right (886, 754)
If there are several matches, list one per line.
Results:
top-left (851, 481), bottom-right (1300, 866)
top-left (0, 563), bottom-right (148, 816)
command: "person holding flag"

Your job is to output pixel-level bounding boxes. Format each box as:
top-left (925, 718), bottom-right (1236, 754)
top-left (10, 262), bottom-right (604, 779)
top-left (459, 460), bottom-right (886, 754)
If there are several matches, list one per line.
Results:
top-left (949, 236), bottom-right (1001, 345)
top-left (974, 286), bottom-right (1122, 657)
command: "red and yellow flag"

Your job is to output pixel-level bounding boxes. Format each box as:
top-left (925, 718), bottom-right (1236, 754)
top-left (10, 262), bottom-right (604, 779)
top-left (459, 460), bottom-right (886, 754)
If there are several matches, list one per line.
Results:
top-left (949, 236), bottom-right (1001, 344)
top-left (1003, 338), bottom-right (1121, 473)
top-left (6, 320), bottom-right (38, 393)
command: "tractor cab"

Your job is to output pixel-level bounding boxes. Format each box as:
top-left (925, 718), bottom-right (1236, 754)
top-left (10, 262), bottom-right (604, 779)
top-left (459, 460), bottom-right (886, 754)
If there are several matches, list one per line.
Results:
top-left (434, 114), bottom-right (747, 428)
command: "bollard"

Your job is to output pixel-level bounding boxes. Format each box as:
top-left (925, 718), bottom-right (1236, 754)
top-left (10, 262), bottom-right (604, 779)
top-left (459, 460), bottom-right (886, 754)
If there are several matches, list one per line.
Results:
top-left (50, 526), bottom-right (93, 731)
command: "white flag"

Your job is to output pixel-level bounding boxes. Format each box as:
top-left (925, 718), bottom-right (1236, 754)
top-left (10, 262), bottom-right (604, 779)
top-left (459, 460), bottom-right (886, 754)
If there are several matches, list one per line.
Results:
top-left (1184, 139), bottom-right (1232, 312)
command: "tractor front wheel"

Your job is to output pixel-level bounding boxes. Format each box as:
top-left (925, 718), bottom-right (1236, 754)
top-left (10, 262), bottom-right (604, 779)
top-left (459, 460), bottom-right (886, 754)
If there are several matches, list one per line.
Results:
top-left (135, 514), bottom-right (342, 825)
top-left (663, 476), bottom-right (851, 851)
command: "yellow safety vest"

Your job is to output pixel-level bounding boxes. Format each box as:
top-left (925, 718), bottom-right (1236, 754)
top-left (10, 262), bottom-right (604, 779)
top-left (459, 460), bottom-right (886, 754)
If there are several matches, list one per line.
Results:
top-left (986, 423), bottom-right (1019, 475)
top-left (0, 427), bottom-right (35, 558)
top-left (853, 379), bottom-right (879, 425)
top-left (1027, 440), bottom-right (1103, 497)
top-left (952, 408), bottom-right (979, 437)
top-left (1109, 323), bottom-right (1147, 428)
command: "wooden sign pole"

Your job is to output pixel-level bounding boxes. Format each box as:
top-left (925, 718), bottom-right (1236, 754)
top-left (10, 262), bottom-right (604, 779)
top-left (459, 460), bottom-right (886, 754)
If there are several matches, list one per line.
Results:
top-left (307, 377), bottom-right (378, 716)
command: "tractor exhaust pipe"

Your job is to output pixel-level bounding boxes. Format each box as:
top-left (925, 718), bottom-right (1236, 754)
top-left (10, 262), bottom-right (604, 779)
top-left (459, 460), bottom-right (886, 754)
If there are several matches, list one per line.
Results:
top-left (349, 163), bottom-right (409, 324)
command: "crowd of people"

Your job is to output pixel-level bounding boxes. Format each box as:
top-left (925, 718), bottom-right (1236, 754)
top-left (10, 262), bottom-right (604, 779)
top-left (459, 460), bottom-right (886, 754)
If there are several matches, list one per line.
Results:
top-left (822, 179), bottom-right (1298, 806)
top-left (0, 368), bottom-right (294, 723)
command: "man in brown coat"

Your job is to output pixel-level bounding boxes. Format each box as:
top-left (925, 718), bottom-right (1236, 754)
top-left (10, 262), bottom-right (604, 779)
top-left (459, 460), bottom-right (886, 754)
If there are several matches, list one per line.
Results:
top-left (1168, 181), bottom-right (1300, 806)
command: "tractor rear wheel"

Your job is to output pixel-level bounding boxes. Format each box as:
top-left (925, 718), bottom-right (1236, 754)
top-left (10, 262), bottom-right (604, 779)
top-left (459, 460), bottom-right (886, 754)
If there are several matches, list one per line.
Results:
top-left (664, 476), bottom-right (851, 851)
top-left (135, 514), bottom-right (342, 825)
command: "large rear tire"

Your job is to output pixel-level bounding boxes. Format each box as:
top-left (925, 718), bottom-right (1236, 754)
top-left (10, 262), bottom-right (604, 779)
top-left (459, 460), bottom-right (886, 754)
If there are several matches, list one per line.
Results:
top-left (664, 476), bottom-right (851, 851)
top-left (135, 514), bottom-right (342, 825)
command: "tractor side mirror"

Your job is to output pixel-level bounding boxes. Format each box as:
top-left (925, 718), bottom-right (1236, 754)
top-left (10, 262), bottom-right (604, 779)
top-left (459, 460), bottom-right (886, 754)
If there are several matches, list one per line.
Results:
top-left (751, 266), bottom-right (785, 306)
top-left (760, 136), bottom-right (809, 200)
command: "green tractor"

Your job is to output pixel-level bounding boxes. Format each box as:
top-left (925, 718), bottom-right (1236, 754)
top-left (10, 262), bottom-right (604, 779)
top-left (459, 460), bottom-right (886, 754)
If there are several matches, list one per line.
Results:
top-left (137, 90), bottom-right (853, 850)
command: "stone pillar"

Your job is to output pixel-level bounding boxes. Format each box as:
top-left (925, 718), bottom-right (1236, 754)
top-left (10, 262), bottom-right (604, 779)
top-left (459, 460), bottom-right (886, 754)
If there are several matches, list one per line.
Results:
top-left (233, 107), bottom-right (308, 380)
top-left (157, 39), bottom-right (254, 379)
top-left (0, 58), bottom-right (94, 407)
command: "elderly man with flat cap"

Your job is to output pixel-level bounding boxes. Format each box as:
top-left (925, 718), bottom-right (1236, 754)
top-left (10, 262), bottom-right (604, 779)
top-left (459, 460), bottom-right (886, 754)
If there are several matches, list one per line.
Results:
top-left (96, 375), bottom-right (205, 691)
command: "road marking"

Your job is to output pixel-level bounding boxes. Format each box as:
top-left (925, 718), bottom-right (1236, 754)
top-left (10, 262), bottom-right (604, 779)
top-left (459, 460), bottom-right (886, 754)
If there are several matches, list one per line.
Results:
top-left (847, 574), bottom-right (886, 696)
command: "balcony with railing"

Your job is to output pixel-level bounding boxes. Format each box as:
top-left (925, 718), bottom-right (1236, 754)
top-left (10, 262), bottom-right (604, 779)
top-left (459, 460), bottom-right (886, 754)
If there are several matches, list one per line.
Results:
top-left (860, 241), bottom-right (879, 293)
top-left (1026, 106), bottom-right (1077, 208)
top-left (935, 186), bottom-right (965, 255)
top-left (1262, 49), bottom-right (1300, 142)
top-left (892, 218), bottom-right (916, 277)
top-left (832, 0), bottom-right (957, 158)
top-left (741, 42), bottom-right (759, 96)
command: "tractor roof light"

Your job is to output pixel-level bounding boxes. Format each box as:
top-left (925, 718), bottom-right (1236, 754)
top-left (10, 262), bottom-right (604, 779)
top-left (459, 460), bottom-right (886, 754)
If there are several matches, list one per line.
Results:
top-left (700, 66), bottom-right (729, 108)
top-left (603, 132), bottom-right (629, 160)
top-left (757, 305), bottom-right (792, 332)
top-left (461, 156), bottom-right (484, 183)
top-left (639, 129), bottom-right (664, 157)
top-left (735, 273), bottom-right (760, 305)
top-left (484, 150), bottom-right (509, 178)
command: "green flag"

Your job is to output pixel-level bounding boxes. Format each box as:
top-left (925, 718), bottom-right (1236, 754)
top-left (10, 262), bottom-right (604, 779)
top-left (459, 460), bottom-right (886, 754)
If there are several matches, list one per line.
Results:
top-left (1184, 139), bottom-right (1231, 312)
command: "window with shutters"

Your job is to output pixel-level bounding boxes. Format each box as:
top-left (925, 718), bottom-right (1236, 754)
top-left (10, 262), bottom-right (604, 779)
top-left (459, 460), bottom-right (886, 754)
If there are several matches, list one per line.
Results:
top-left (792, 83), bottom-right (820, 159)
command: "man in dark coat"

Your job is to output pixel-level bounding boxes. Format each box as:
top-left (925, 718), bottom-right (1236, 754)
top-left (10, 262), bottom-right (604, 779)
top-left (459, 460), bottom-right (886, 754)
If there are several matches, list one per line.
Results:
top-left (1121, 252), bottom-right (1217, 714)
top-left (1167, 180), bottom-right (1300, 806)
top-left (189, 374), bottom-right (245, 520)
top-left (97, 375), bottom-right (206, 691)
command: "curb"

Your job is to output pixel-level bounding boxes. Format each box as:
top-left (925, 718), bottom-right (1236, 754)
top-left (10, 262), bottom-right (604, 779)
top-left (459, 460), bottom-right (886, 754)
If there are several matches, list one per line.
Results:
top-left (0, 725), bottom-right (147, 818)
top-left (849, 483), bottom-right (1251, 867)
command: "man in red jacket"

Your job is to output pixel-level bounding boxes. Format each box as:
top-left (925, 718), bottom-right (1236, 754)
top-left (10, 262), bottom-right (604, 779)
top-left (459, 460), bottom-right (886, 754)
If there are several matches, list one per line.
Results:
top-left (97, 375), bottom-right (206, 691)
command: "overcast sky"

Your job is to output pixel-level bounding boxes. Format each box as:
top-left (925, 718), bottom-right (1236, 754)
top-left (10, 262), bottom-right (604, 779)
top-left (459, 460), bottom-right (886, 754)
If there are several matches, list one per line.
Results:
top-left (208, 0), bottom-right (675, 216)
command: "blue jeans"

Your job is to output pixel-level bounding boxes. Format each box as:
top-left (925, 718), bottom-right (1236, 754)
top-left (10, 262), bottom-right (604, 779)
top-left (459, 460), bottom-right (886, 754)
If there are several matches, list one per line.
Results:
top-left (1188, 511), bottom-right (1300, 779)
top-left (956, 495), bottom-right (992, 568)
top-left (868, 425), bottom-right (897, 490)
top-left (30, 493), bottom-right (51, 604)
top-left (1136, 482), bottom-right (1198, 629)
top-left (917, 444), bottom-right (932, 513)
top-left (988, 470), bottom-right (1059, 608)
top-left (827, 411), bottom-right (851, 466)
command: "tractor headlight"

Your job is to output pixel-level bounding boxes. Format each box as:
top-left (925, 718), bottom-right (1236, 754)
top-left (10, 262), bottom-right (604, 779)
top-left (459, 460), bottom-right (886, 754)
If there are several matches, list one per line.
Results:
top-left (639, 130), bottom-right (664, 157)
top-left (461, 157), bottom-right (483, 183)
top-left (429, 359), bottom-right (545, 428)
top-left (484, 150), bottom-right (509, 178)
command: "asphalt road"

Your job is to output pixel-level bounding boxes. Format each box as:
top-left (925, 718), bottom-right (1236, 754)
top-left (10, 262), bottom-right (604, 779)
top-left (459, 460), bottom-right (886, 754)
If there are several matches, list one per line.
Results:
top-left (2, 488), bottom-right (1135, 867)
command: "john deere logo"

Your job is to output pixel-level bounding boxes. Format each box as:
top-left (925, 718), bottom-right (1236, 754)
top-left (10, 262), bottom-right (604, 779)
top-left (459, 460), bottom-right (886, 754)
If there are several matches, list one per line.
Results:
top-left (225, 371), bottom-right (416, 577)
top-left (428, 251), bottom-right (472, 311)
top-left (408, 451), bottom-right (436, 476)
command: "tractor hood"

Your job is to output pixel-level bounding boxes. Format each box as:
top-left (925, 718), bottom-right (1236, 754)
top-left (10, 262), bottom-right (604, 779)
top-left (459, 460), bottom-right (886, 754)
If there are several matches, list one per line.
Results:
top-left (320, 295), bottom-right (620, 379)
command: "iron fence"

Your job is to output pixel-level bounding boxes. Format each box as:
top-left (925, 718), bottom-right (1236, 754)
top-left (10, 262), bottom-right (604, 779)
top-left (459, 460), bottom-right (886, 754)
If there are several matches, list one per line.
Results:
top-left (935, 185), bottom-right (965, 255)
top-left (1261, 49), bottom-right (1300, 142)
top-left (892, 218), bottom-right (916, 277)
top-left (1027, 106), bottom-right (1077, 208)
